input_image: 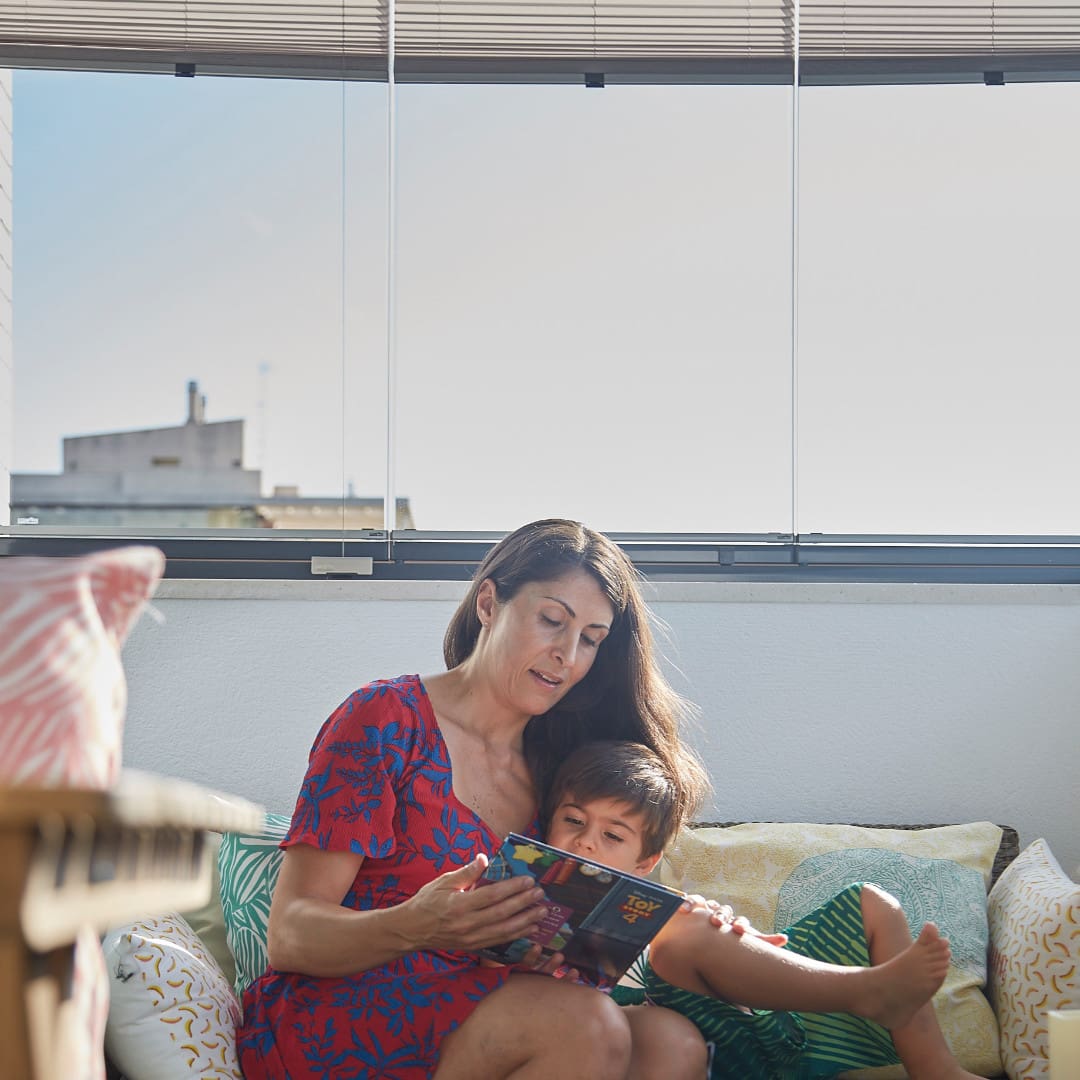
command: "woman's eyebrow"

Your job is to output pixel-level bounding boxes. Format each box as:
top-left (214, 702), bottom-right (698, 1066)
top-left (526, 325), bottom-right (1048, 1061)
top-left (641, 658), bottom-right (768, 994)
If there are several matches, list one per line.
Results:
top-left (542, 595), bottom-right (611, 630)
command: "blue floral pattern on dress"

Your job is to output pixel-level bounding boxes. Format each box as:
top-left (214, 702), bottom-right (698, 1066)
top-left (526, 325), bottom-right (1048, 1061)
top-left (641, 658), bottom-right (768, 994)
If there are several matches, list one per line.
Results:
top-left (237, 674), bottom-right (538, 1079)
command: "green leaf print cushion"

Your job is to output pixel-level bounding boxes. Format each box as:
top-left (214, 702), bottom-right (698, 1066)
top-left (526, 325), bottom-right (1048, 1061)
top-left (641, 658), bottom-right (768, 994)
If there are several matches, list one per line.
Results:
top-left (218, 812), bottom-right (291, 996)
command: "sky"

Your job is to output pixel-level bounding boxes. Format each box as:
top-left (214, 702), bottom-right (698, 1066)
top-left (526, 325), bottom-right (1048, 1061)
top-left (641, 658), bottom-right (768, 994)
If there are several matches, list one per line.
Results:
top-left (11, 69), bottom-right (1080, 535)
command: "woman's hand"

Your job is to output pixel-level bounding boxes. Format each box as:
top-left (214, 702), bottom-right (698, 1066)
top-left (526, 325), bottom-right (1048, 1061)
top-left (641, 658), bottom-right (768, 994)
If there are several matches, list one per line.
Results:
top-left (401, 854), bottom-right (549, 954)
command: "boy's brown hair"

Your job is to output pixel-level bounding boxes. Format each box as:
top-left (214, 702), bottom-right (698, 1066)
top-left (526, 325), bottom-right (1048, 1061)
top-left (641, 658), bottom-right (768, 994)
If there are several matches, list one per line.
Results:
top-left (542, 739), bottom-right (683, 860)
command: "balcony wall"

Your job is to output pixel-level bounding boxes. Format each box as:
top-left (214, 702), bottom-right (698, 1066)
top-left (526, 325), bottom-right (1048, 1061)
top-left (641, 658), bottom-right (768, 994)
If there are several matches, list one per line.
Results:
top-left (123, 580), bottom-right (1080, 875)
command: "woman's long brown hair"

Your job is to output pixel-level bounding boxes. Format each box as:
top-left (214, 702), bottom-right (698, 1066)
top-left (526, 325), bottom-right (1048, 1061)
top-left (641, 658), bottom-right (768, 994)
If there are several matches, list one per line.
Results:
top-left (443, 518), bottom-right (710, 827)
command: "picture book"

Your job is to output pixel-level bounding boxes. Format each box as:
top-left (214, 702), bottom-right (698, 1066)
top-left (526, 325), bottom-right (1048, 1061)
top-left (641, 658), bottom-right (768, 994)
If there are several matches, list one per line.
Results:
top-left (476, 833), bottom-right (685, 988)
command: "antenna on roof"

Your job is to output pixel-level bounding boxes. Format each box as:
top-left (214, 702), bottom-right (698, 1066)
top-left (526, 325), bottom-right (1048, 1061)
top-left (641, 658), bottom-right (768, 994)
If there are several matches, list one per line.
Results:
top-left (186, 380), bottom-right (206, 425)
top-left (257, 362), bottom-right (271, 494)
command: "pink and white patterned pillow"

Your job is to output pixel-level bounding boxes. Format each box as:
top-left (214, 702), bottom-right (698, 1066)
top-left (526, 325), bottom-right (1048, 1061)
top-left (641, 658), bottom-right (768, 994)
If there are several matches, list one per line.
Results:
top-left (0, 546), bottom-right (165, 788)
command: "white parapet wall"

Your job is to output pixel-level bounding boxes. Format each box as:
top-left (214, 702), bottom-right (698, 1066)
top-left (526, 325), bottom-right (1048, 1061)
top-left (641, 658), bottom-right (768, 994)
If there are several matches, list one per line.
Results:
top-left (123, 579), bottom-right (1080, 877)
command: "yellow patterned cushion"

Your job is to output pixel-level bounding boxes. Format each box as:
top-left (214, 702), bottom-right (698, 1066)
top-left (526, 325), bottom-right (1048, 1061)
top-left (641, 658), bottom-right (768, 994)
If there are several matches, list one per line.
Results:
top-left (660, 822), bottom-right (1005, 1078)
top-left (103, 912), bottom-right (242, 1080)
top-left (988, 838), bottom-right (1080, 1080)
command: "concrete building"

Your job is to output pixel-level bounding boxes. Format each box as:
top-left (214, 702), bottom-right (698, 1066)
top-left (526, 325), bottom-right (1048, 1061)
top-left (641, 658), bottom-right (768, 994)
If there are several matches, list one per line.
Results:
top-left (11, 381), bottom-right (413, 530)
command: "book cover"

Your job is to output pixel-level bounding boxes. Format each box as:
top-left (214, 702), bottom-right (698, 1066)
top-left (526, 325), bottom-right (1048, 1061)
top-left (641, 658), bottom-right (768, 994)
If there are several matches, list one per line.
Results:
top-left (476, 833), bottom-right (685, 988)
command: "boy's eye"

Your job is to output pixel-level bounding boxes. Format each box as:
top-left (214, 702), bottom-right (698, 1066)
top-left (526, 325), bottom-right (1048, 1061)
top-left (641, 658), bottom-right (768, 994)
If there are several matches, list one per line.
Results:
top-left (563, 814), bottom-right (585, 827)
top-left (604, 832), bottom-right (624, 843)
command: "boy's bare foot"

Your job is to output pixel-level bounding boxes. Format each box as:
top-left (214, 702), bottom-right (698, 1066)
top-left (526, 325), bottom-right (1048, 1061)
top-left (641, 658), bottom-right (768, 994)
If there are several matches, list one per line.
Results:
top-left (860, 923), bottom-right (951, 1030)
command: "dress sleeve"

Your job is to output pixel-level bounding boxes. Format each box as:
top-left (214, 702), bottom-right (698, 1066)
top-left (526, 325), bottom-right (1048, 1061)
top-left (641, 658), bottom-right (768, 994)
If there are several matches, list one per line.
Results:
top-left (283, 687), bottom-right (400, 858)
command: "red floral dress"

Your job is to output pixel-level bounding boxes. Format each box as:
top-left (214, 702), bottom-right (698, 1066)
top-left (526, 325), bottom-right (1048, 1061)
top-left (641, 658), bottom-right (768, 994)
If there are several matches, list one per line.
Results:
top-left (237, 674), bottom-right (537, 1079)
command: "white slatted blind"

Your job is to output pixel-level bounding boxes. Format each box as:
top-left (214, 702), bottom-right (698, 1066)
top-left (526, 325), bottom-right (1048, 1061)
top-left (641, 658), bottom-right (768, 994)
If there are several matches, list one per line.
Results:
top-left (0, 1), bottom-right (388, 78)
top-left (801, 0), bottom-right (1080, 80)
top-left (394, 0), bottom-right (792, 59)
top-left (392, 0), bottom-right (794, 81)
top-left (802, 0), bottom-right (1080, 57)
top-left (1, 0), bottom-right (1079, 81)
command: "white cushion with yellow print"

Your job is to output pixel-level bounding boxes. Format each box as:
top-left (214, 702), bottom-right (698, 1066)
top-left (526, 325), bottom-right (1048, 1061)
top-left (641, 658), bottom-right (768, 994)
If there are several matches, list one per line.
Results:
top-left (660, 821), bottom-right (1005, 1079)
top-left (988, 838), bottom-right (1080, 1080)
top-left (103, 912), bottom-right (242, 1080)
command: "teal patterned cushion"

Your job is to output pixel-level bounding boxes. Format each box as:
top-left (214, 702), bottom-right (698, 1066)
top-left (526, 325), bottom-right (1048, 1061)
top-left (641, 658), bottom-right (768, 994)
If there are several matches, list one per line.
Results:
top-left (218, 813), bottom-right (290, 996)
top-left (661, 822), bottom-right (1005, 1078)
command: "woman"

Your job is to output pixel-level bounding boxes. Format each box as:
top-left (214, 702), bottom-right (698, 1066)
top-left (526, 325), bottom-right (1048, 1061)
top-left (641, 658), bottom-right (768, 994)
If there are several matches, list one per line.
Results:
top-left (237, 518), bottom-right (711, 1079)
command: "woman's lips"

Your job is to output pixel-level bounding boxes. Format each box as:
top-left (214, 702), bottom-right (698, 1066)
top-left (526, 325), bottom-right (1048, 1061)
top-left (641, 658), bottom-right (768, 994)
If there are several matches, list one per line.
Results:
top-left (530, 669), bottom-right (563, 689)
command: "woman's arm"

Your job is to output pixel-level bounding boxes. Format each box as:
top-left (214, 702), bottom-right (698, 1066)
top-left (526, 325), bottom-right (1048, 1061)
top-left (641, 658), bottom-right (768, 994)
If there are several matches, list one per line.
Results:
top-left (267, 844), bottom-right (550, 978)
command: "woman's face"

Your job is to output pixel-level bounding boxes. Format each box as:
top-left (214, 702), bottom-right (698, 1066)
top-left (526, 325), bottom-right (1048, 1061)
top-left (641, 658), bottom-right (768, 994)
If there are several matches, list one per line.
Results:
top-left (477, 568), bottom-right (616, 718)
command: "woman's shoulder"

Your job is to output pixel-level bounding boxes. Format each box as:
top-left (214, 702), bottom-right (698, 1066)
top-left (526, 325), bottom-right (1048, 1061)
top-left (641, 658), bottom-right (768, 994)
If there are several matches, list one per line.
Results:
top-left (354, 673), bottom-right (425, 699)
top-left (333, 674), bottom-right (433, 728)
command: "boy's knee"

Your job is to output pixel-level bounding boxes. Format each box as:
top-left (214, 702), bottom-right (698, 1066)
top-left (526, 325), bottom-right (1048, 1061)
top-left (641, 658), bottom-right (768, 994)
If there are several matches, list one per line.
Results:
top-left (862, 882), bottom-right (903, 913)
top-left (648, 932), bottom-right (676, 972)
top-left (649, 912), bottom-right (708, 971)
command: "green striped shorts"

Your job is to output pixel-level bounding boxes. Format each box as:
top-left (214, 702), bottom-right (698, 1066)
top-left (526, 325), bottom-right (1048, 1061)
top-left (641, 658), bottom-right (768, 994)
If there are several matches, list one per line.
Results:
top-left (613, 883), bottom-right (900, 1080)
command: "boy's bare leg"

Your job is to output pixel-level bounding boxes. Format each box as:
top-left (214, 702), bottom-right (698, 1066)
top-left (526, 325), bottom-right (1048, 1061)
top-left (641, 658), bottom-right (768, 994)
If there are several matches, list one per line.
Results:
top-left (622, 1003), bottom-right (708, 1080)
top-left (649, 897), bottom-right (949, 1029)
top-left (859, 884), bottom-right (981, 1080)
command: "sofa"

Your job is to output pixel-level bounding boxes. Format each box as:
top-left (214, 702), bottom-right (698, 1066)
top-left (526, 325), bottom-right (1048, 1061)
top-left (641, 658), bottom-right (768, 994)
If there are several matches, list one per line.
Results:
top-left (100, 816), bottom-right (1080, 1080)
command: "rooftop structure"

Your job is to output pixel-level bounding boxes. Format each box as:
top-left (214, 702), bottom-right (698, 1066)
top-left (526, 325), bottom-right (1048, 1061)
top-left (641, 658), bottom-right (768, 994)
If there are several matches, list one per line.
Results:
top-left (11, 382), bottom-right (413, 530)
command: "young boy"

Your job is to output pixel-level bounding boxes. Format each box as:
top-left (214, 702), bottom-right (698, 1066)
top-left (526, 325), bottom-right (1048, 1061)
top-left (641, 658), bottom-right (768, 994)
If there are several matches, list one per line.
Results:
top-left (540, 740), bottom-right (982, 1080)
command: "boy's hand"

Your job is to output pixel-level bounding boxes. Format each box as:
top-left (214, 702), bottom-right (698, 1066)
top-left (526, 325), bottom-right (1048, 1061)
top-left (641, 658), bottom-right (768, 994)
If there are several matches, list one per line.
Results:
top-left (681, 894), bottom-right (789, 947)
top-left (723, 915), bottom-right (788, 947)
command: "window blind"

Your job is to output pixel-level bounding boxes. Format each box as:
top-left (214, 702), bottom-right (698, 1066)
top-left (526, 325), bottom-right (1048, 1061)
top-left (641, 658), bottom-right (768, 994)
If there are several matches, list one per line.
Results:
top-left (800, 0), bottom-right (1080, 82)
top-left (392, 0), bottom-right (794, 82)
top-left (0, 0), bottom-right (1078, 82)
top-left (0, 1), bottom-right (389, 79)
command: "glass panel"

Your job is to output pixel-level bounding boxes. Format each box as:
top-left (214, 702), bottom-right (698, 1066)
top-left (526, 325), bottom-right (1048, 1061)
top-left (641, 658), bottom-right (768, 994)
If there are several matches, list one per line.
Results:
top-left (799, 82), bottom-right (1080, 535)
top-left (11, 71), bottom-right (387, 532)
top-left (0, 71), bottom-right (11, 527)
top-left (394, 84), bottom-right (793, 534)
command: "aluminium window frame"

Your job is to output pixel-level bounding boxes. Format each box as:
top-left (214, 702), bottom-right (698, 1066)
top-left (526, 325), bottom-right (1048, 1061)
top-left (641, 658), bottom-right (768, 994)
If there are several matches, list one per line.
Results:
top-left (5, 526), bottom-right (1080, 584)
top-left (7, 22), bottom-right (1080, 577)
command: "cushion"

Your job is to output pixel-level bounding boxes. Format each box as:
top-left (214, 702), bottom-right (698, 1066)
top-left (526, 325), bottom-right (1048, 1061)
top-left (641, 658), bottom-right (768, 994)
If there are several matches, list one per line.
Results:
top-left (179, 831), bottom-right (236, 989)
top-left (218, 812), bottom-right (290, 996)
top-left (0, 546), bottom-right (165, 788)
top-left (988, 838), bottom-right (1080, 1080)
top-left (660, 821), bottom-right (1005, 1079)
top-left (102, 912), bottom-right (242, 1080)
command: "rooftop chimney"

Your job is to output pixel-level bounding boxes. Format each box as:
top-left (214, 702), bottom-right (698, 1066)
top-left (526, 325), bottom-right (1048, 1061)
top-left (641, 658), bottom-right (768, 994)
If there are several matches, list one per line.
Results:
top-left (187, 380), bottom-right (206, 425)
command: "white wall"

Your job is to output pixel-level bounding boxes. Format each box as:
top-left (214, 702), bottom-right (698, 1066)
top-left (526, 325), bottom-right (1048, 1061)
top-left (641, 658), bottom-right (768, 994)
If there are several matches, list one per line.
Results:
top-left (122, 580), bottom-right (1080, 876)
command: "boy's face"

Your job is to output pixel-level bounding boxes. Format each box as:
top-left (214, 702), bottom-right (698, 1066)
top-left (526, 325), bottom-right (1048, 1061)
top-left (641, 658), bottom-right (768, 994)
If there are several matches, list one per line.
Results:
top-left (546, 794), bottom-right (661, 877)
